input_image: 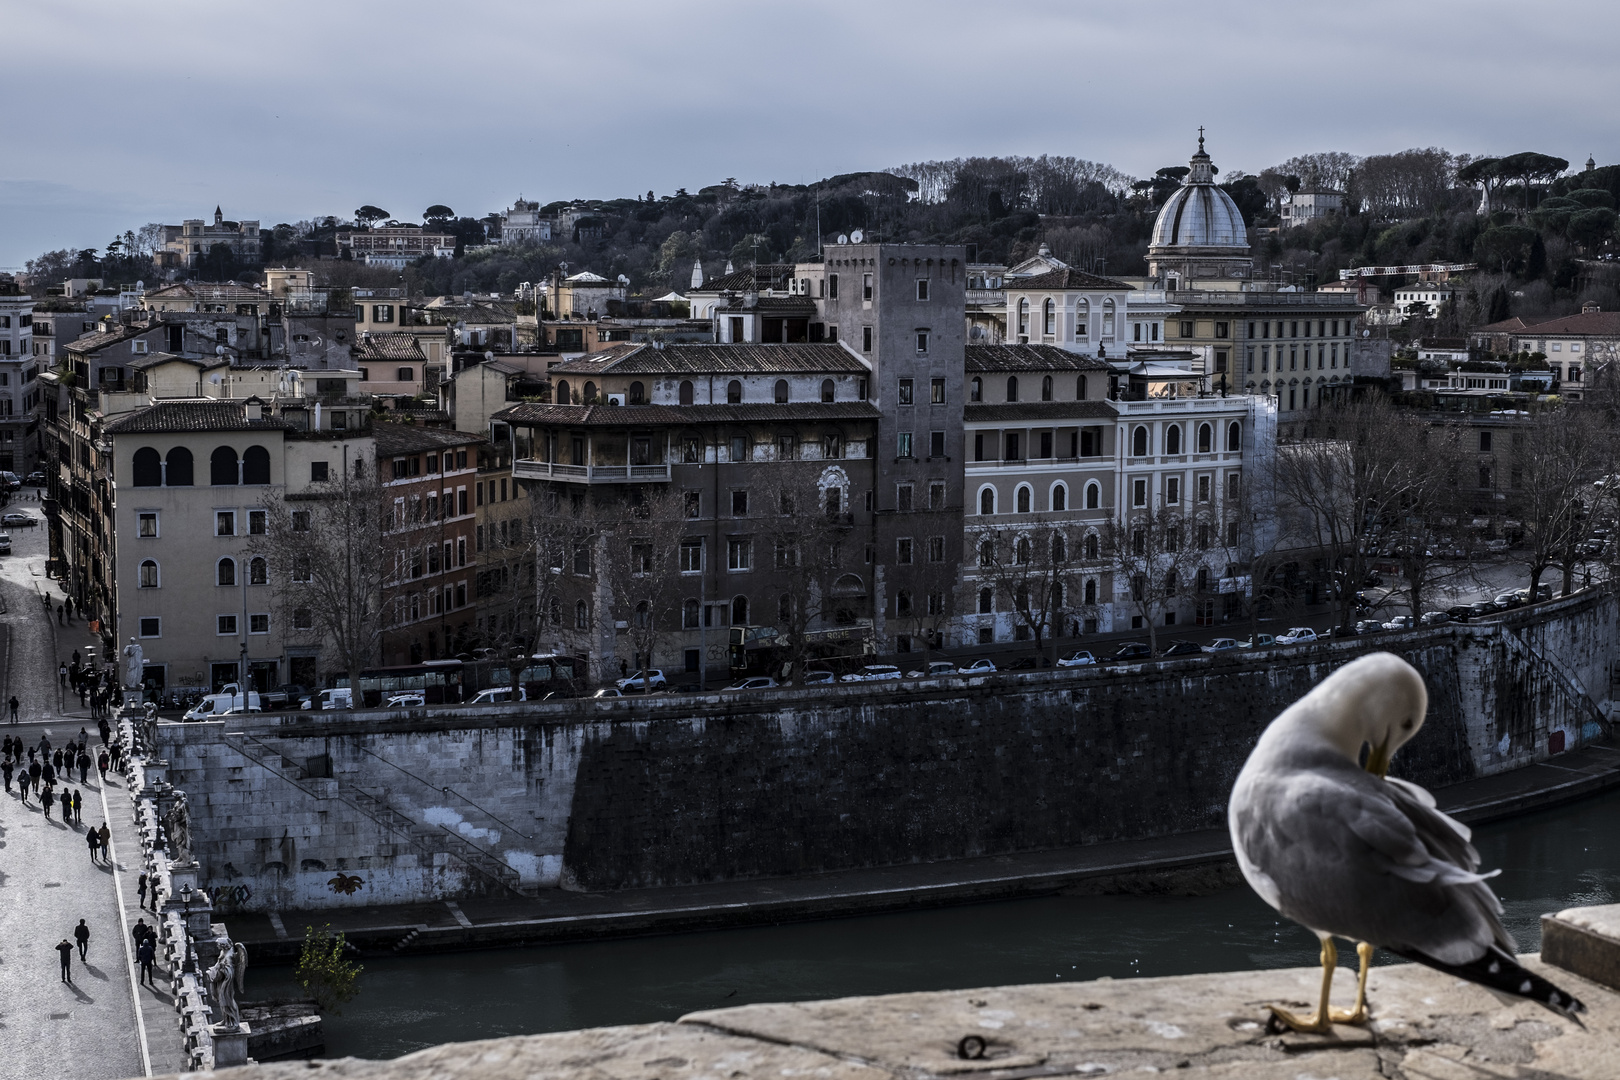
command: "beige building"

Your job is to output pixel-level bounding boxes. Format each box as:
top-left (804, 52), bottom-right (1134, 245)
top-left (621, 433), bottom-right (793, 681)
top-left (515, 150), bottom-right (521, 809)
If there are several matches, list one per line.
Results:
top-left (335, 226), bottom-right (455, 265)
top-left (159, 207), bottom-right (261, 268)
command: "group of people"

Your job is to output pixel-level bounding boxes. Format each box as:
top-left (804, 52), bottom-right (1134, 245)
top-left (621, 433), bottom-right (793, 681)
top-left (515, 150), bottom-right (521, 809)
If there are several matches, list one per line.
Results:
top-left (58, 652), bottom-right (117, 719)
top-left (3, 729), bottom-right (115, 845)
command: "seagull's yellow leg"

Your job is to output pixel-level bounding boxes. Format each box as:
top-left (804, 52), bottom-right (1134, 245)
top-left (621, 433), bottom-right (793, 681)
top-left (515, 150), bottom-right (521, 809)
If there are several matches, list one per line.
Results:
top-left (1328, 942), bottom-right (1374, 1024)
top-left (1268, 938), bottom-right (1337, 1034)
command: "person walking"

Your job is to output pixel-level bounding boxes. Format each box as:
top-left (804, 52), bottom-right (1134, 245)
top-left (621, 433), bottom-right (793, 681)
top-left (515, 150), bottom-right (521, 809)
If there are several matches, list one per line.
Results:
top-left (41, 785), bottom-right (54, 819)
top-left (58, 662), bottom-right (67, 689)
top-left (6, 696), bottom-right (15, 723)
top-left (2, 757), bottom-right (11, 794)
top-left (86, 827), bottom-right (100, 861)
top-left (71, 789), bottom-right (82, 825)
top-left (29, 756), bottom-right (41, 791)
top-left (52, 748), bottom-right (63, 776)
top-left (97, 751), bottom-right (109, 783)
top-left (73, 919), bottom-right (90, 962)
top-left (137, 873), bottom-right (148, 909)
top-left (41, 761), bottom-right (55, 789)
top-left (98, 821), bottom-right (110, 854)
top-left (98, 718), bottom-right (110, 747)
top-left (136, 933), bottom-right (157, 987)
top-left (57, 938), bottom-right (74, 982)
top-left (77, 751), bottom-right (90, 785)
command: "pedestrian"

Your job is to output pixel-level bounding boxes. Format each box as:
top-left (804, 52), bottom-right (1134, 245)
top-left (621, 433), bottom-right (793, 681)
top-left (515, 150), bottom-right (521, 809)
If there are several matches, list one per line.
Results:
top-left (78, 685), bottom-right (86, 708)
top-left (41, 761), bottom-right (54, 788)
top-left (131, 917), bottom-right (149, 948)
top-left (6, 696), bottom-right (14, 723)
top-left (57, 938), bottom-right (74, 982)
top-left (137, 873), bottom-right (148, 908)
top-left (98, 821), bottom-right (110, 853)
top-left (136, 933), bottom-right (156, 986)
top-left (29, 756), bottom-right (42, 789)
top-left (98, 718), bottom-right (109, 746)
top-left (58, 663), bottom-right (67, 688)
top-left (77, 751), bottom-right (89, 784)
top-left (52, 748), bottom-right (63, 775)
top-left (1, 757), bottom-right (10, 793)
top-left (97, 752), bottom-right (109, 783)
top-left (72, 789), bottom-right (82, 824)
top-left (78, 726), bottom-right (88, 745)
top-left (73, 919), bottom-right (89, 961)
top-left (86, 828), bottom-right (99, 861)
top-left (41, 786), bottom-right (54, 819)
top-left (57, 604), bottom-right (63, 626)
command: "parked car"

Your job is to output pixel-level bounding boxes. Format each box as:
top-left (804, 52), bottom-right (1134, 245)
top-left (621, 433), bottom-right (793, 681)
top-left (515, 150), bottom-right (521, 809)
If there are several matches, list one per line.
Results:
top-left (0, 472), bottom-right (18, 491)
top-left (1485, 539), bottom-right (1510, 553)
top-left (1445, 605), bottom-right (1475, 621)
top-left (588, 687), bottom-right (622, 698)
top-left (1468, 601), bottom-right (1497, 619)
top-left (1362, 572), bottom-right (1384, 587)
top-left (724, 676), bottom-right (779, 691)
top-left (469, 686), bottom-right (527, 705)
top-left (1419, 611), bottom-right (1450, 627)
top-left (183, 690), bottom-right (262, 720)
top-left (800, 669), bottom-right (837, 685)
top-left (1161, 640), bottom-right (1204, 656)
top-left (1355, 619), bottom-right (1384, 635)
top-left (615, 669), bottom-right (667, 693)
top-left (1, 511), bottom-right (36, 526)
top-left (1518, 585), bottom-right (1553, 602)
top-left (1236, 634), bottom-right (1275, 649)
top-left (1577, 539), bottom-right (1606, 557)
top-left (261, 683), bottom-right (311, 709)
top-left (906, 660), bottom-right (958, 678)
top-left (1275, 627), bottom-right (1318, 645)
top-left (1381, 615), bottom-right (1414, 632)
top-left (0, 533), bottom-right (11, 555)
top-left (1110, 642), bottom-right (1154, 661)
top-left (841, 665), bottom-right (902, 683)
top-left (22, 471), bottom-right (44, 486)
top-left (1056, 650), bottom-right (1098, 667)
top-left (1202, 638), bottom-right (1240, 653)
top-left (956, 659), bottom-right (998, 675)
top-left (1492, 592), bottom-right (1524, 610)
top-left (1005, 655), bottom-right (1051, 669)
top-left (384, 691), bottom-right (426, 708)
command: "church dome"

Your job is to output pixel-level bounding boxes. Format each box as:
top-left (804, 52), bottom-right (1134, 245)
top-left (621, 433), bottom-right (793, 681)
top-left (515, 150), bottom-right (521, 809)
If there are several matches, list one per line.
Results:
top-left (1149, 139), bottom-right (1248, 250)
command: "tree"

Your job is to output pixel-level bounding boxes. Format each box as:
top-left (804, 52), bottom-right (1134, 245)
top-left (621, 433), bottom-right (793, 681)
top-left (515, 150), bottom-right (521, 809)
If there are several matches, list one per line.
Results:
top-left (593, 486), bottom-right (690, 678)
top-left (354, 205), bottom-right (389, 227)
top-left (973, 520), bottom-right (1082, 663)
top-left (423, 205), bottom-right (454, 225)
top-left (1473, 225), bottom-right (1538, 275)
top-left (1512, 405), bottom-right (1610, 599)
top-left (1100, 503), bottom-right (1207, 656)
top-left (295, 925), bottom-right (362, 1014)
top-left (1496, 152), bottom-right (1570, 214)
top-left (245, 466), bottom-right (387, 694)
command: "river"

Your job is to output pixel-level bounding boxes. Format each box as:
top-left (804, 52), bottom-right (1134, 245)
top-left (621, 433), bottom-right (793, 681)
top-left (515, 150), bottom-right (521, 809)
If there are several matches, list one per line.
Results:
top-left (246, 786), bottom-right (1620, 1060)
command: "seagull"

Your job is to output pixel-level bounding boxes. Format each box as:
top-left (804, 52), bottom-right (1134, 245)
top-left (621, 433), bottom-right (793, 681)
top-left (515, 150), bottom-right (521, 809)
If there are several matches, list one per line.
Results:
top-left (1229, 651), bottom-right (1586, 1033)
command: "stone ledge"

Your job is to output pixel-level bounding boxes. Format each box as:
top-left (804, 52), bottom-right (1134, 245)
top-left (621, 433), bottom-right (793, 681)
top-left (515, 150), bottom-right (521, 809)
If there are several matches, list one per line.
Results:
top-left (1543, 903), bottom-right (1620, 993)
top-left (164, 953), bottom-right (1615, 1078)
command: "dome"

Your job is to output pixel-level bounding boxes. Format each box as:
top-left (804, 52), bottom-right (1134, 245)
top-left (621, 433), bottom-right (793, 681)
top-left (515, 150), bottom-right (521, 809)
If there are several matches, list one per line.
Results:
top-left (1149, 140), bottom-right (1248, 250)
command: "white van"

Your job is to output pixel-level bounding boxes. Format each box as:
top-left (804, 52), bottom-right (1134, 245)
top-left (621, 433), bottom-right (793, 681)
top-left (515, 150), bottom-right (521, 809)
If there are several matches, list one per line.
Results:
top-left (311, 687), bottom-right (354, 710)
top-left (182, 690), bottom-right (263, 721)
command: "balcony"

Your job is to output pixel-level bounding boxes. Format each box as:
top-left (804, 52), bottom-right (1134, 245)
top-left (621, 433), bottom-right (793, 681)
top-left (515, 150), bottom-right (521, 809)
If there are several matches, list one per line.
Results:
top-left (513, 459), bottom-right (671, 484)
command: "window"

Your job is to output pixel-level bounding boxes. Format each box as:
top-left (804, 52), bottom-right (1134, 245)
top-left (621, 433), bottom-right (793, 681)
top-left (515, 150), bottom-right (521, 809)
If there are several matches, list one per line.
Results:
top-left (897, 538), bottom-right (914, 564)
top-left (1016, 486), bottom-right (1031, 513)
top-left (1198, 475), bottom-right (1211, 502)
top-left (774, 379), bottom-right (789, 404)
top-left (916, 279), bottom-right (930, 301)
top-left (372, 305), bottom-right (395, 323)
top-left (576, 600), bottom-right (590, 630)
top-left (898, 378), bottom-right (914, 405)
top-left (1132, 426), bottom-right (1148, 457)
top-left (1043, 298), bottom-right (1055, 335)
top-left (820, 378), bottom-right (835, 403)
top-left (1479, 431), bottom-right (1492, 452)
top-left (1166, 477), bottom-right (1180, 505)
top-left (730, 435), bottom-right (749, 462)
top-left (776, 433), bottom-right (797, 460)
top-left (1017, 298), bottom-right (1030, 337)
top-left (683, 599), bottom-right (701, 629)
top-left (139, 617), bottom-right (160, 638)
top-left (250, 556), bottom-right (268, 585)
top-left (291, 509), bottom-right (311, 532)
top-left (928, 535), bottom-right (946, 563)
top-left (1215, 321), bottom-right (1229, 339)
top-left (132, 447), bottom-right (161, 487)
top-left (731, 489), bottom-right (748, 515)
top-left (732, 595), bottom-right (749, 625)
top-left (1052, 483), bottom-right (1067, 511)
top-left (896, 483), bottom-right (914, 513)
top-left (1006, 376), bottom-right (1019, 402)
top-left (210, 446), bottom-right (239, 486)
top-left (727, 379), bottom-right (742, 404)
top-left (138, 512), bottom-right (158, 538)
top-left (727, 538), bottom-right (752, 570)
top-left (862, 326), bottom-right (873, 352)
top-left (1132, 479), bottom-right (1147, 507)
top-left (1227, 422), bottom-right (1241, 451)
top-left (161, 448), bottom-right (188, 486)
top-left (139, 560), bottom-right (159, 588)
top-left (897, 432), bottom-right (913, 458)
top-left (248, 509), bottom-right (267, 535)
top-left (1166, 425), bottom-right (1181, 455)
top-left (1084, 534), bottom-right (1099, 561)
top-left (1227, 472), bottom-right (1240, 501)
top-left (216, 511), bottom-right (235, 536)
top-left (970, 376), bottom-right (982, 401)
top-left (250, 613), bottom-right (270, 634)
top-left (828, 273), bottom-right (839, 299)
top-left (979, 587), bottom-right (993, 614)
top-left (217, 615), bottom-right (239, 635)
top-left (216, 556), bottom-right (237, 587)
top-left (1085, 482), bottom-right (1100, 509)
top-left (1180, 320), bottom-right (1194, 338)
top-left (915, 332), bottom-right (929, 354)
top-left (980, 488), bottom-right (995, 515)
top-left (862, 273), bottom-right (873, 301)
top-left (929, 481), bottom-right (945, 509)
top-left (929, 430), bottom-right (946, 457)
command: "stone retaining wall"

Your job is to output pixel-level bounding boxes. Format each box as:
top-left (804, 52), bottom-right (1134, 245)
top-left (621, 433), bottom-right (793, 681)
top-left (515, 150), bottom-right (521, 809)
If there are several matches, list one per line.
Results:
top-left (159, 590), bottom-right (1618, 909)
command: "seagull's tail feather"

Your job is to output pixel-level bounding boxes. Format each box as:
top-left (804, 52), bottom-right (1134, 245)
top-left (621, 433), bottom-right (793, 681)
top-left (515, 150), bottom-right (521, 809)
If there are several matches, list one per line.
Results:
top-left (1388, 944), bottom-right (1586, 1025)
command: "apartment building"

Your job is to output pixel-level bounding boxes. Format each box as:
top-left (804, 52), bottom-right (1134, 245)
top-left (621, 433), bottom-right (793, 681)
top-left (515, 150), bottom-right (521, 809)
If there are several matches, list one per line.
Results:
top-left (0, 282), bottom-right (36, 471)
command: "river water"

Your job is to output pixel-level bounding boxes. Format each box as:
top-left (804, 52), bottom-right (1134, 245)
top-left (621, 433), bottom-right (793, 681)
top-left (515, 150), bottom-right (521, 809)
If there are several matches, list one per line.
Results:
top-left (247, 787), bottom-right (1620, 1060)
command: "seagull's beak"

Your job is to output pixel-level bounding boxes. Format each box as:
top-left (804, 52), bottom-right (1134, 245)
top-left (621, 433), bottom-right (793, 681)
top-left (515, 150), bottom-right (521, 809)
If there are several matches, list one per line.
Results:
top-left (1365, 734), bottom-right (1392, 778)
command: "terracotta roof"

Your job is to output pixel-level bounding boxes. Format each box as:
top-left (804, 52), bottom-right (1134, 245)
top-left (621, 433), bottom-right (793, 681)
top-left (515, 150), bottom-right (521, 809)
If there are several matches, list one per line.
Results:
top-left (62, 324), bottom-right (155, 355)
top-left (965, 402), bottom-right (1116, 422)
top-left (1005, 268), bottom-right (1132, 291)
top-left (549, 343), bottom-right (868, 376)
top-left (142, 282), bottom-right (271, 302)
top-left (712, 296), bottom-right (818, 314)
top-left (493, 401), bottom-right (881, 427)
top-left (352, 332), bottom-right (428, 362)
top-left (965, 344), bottom-right (1113, 372)
top-left (688, 265), bottom-right (796, 294)
top-left (103, 398), bottom-right (290, 435)
top-left (127, 353), bottom-right (224, 372)
top-left (373, 422), bottom-right (485, 455)
top-left (1504, 311), bottom-right (1620, 338)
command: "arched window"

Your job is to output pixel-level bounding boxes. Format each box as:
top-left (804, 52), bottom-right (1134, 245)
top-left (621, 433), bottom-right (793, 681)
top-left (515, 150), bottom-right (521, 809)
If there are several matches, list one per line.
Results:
top-left (778, 593), bottom-right (794, 624)
top-left (978, 539), bottom-right (994, 567)
top-left (1165, 569), bottom-right (1178, 597)
top-left (635, 600), bottom-right (650, 628)
top-left (1075, 298), bottom-right (1089, 340)
top-left (139, 560), bottom-right (159, 588)
top-left (978, 587), bottom-right (993, 614)
top-left (1042, 298), bottom-right (1055, 335)
top-left (1006, 376), bottom-right (1019, 402)
top-left (583, 381), bottom-right (597, 402)
top-left (216, 557), bottom-right (236, 587)
top-left (1052, 533), bottom-right (1067, 563)
top-left (979, 487), bottom-right (996, 515)
top-left (1084, 533), bottom-right (1099, 560)
top-left (731, 595), bottom-right (749, 625)
top-left (1132, 426), bottom-right (1149, 457)
top-left (575, 599), bottom-right (589, 630)
top-left (1051, 483), bottom-right (1067, 511)
top-left (165, 447), bottom-right (193, 486)
top-left (1051, 581), bottom-right (1065, 608)
top-left (774, 379), bottom-right (789, 404)
top-left (1041, 375), bottom-right (1053, 401)
top-left (683, 598), bottom-right (700, 629)
top-left (1102, 297), bottom-right (1116, 335)
top-left (1017, 297), bottom-right (1030, 336)
top-left (1082, 482), bottom-right (1099, 510)
top-left (210, 446), bottom-right (239, 486)
top-left (1165, 425), bottom-right (1182, 455)
top-left (1084, 578), bottom-right (1097, 605)
top-left (132, 447), bottom-right (161, 487)
top-left (679, 380), bottom-right (694, 406)
top-left (628, 381), bottom-right (646, 405)
top-left (242, 444), bottom-right (270, 484)
top-left (1227, 421), bottom-right (1242, 451)
top-left (1198, 423), bottom-right (1213, 453)
top-left (821, 379), bottom-right (835, 403)
top-left (1016, 486), bottom-right (1031, 513)
top-left (727, 379), bottom-right (742, 404)
top-left (557, 379), bottom-right (571, 404)
top-left (1015, 536), bottom-right (1031, 564)
top-left (970, 376), bottom-right (983, 402)
top-left (249, 556), bottom-right (268, 585)
top-left (1076, 375), bottom-right (1087, 400)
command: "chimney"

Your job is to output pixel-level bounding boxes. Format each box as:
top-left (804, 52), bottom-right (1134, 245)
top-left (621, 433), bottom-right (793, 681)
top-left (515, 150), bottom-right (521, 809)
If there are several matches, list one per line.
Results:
top-left (1583, 301), bottom-right (1602, 314)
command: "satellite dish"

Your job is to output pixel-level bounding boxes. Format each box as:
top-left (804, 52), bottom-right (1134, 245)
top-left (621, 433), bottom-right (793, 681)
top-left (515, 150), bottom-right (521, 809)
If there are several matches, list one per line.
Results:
top-left (850, 229), bottom-right (864, 244)
top-left (216, 345), bottom-right (227, 356)
top-left (836, 234), bottom-right (849, 245)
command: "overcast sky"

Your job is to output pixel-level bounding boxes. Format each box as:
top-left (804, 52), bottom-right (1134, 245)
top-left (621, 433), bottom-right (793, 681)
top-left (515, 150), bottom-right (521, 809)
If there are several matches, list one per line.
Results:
top-left (5, 0), bottom-right (1617, 268)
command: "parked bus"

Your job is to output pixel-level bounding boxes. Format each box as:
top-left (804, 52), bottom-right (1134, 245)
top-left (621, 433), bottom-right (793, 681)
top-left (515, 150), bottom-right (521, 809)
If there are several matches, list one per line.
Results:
top-left (336, 659), bottom-right (468, 707)
top-left (465, 653), bottom-right (586, 699)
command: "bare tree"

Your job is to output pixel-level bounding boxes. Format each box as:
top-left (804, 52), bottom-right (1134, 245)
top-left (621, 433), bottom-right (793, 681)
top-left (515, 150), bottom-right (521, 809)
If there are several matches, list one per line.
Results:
top-left (1512, 405), bottom-right (1611, 598)
top-left (593, 485), bottom-right (691, 677)
top-left (1101, 504), bottom-right (1207, 656)
top-left (973, 520), bottom-right (1083, 662)
top-left (246, 467), bottom-right (387, 693)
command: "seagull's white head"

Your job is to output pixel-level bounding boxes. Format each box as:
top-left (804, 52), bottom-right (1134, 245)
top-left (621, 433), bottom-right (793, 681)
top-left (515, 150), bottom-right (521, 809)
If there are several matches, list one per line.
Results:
top-left (1307, 652), bottom-right (1428, 777)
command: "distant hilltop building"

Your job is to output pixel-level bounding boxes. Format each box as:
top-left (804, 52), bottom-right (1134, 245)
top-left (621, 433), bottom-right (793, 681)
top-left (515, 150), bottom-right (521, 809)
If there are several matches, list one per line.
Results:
top-left (335, 225), bottom-right (456, 267)
top-left (159, 207), bottom-right (260, 269)
top-left (499, 198), bottom-right (552, 245)
top-left (1279, 190), bottom-right (1345, 229)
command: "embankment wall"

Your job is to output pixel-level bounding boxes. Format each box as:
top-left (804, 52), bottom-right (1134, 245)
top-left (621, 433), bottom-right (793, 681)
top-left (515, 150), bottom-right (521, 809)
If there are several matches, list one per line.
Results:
top-left (158, 591), bottom-right (1618, 910)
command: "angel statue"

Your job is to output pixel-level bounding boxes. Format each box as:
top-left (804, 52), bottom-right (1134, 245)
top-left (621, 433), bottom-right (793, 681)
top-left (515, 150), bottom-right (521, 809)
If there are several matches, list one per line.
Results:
top-left (206, 942), bottom-right (250, 1028)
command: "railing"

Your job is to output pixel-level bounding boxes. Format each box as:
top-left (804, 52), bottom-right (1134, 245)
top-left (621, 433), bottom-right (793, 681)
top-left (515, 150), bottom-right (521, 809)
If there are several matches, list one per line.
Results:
top-left (513, 459), bottom-right (670, 483)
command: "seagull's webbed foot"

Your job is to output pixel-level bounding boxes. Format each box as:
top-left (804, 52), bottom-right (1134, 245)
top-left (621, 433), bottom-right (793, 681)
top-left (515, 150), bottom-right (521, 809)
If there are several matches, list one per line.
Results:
top-left (1327, 942), bottom-right (1374, 1025)
top-left (1266, 938), bottom-right (1338, 1034)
